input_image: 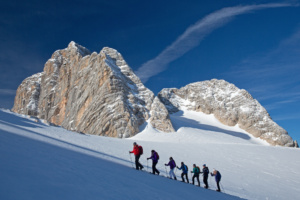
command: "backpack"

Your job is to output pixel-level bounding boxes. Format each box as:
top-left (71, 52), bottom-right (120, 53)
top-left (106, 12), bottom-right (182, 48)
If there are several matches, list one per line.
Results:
top-left (184, 164), bottom-right (188, 172)
top-left (138, 145), bottom-right (143, 155)
top-left (206, 167), bottom-right (209, 174)
top-left (196, 166), bottom-right (200, 173)
top-left (217, 171), bottom-right (222, 179)
top-left (156, 152), bottom-right (159, 160)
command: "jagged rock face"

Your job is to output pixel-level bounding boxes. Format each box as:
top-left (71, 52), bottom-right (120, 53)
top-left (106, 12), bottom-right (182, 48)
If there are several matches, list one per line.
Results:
top-left (158, 79), bottom-right (295, 147)
top-left (150, 97), bottom-right (175, 133)
top-left (12, 42), bottom-right (174, 137)
top-left (12, 73), bottom-right (42, 116)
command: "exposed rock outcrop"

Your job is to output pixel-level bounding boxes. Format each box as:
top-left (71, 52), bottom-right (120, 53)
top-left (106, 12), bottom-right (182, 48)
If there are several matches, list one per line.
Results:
top-left (150, 97), bottom-right (175, 133)
top-left (13, 73), bottom-right (42, 116)
top-left (12, 41), bottom-right (174, 137)
top-left (158, 79), bottom-right (295, 147)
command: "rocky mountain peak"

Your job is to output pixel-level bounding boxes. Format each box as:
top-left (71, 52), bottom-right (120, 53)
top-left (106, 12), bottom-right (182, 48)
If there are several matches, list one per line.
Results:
top-left (158, 79), bottom-right (295, 147)
top-left (67, 41), bottom-right (91, 57)
top-left (99, 47), bottom-right (145, 87)
top-left (12, 42), bottom-right (174, 138)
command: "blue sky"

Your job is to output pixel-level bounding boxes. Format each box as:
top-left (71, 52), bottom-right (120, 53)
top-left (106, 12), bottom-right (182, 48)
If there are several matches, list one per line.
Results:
top-left (1, 0), bottom-right (299, 142)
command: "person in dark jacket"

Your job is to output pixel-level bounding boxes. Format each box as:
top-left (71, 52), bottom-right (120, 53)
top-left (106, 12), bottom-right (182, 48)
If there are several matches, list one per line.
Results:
top-left (177, 162), bottom-right (189, 183)
top-left (129, 142), bottom-right (143, 170)
top-left (165, 157), bottom-right (177, 180)
top-left (201, 164), bottom-right (209, 188)
top-left (147, 150), bottom-right (160, 175)
top-left (211, 169), bottom-right (222, 192)
top-left (191, 164), bottom-right (200, 186)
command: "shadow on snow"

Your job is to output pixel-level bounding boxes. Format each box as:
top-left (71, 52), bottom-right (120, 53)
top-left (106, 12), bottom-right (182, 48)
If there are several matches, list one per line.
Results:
top-left (171, 110), bottom-right (251, 140)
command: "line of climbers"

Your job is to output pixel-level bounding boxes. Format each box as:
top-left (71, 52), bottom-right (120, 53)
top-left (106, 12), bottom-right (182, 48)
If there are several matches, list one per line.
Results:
top-left (129, 142), bottom-right (222, 192)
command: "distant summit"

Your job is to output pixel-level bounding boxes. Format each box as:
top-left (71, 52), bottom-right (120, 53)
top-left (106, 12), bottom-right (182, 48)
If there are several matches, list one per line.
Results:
top-left (158, 79), bottom-right (295, 147)
top-left (12, 42), bottom-right (296, 147)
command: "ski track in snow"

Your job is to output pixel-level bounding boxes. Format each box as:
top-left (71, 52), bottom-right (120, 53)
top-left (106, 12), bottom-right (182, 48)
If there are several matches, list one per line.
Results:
top-left (0, 108), bottom-right (299, 200)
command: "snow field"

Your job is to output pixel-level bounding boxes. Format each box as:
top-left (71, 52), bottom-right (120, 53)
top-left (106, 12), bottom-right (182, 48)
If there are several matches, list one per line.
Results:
top-left (1, 109), bottom-right (299, 200)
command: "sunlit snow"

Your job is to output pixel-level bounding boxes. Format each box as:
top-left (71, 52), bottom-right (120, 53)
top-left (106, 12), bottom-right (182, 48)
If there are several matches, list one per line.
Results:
top-left (0, 109), bottom-right (299, 200)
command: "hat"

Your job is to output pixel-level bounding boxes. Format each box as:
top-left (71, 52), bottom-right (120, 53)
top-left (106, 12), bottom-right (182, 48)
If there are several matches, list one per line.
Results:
top-left (203, 164), bottom-right (206, 167)
top-left (133, 142), bottom-right (137, 145)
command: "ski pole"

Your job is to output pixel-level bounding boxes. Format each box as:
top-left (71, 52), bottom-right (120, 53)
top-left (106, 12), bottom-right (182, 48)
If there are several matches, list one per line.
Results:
top-left (209, 175), bottom-right (213, 189)
top-left (147, 159), bottom-right (149, 173)
top-left (220, 182), bottom-right (226, 193)
top-left (129, 153), bottom-right (134, 168)
top-left (165, 166), bottom-right (168, 178)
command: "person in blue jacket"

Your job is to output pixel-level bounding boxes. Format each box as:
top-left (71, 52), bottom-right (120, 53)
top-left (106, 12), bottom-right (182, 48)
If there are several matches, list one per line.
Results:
top-left (211, 169), bottom-right (222, 192)
top-left (177, 162), bottom-right (189, 183)
top-left (147, 150), bottom-right (160, 175)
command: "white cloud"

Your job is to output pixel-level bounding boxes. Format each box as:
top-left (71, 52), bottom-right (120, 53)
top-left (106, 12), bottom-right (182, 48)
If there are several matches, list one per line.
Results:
top-left (272, 113), bottom-right (300, 121)
top-left (0, 89), bottom-right (16, 95)
top-left (135, 3), bottom-right (293, 83)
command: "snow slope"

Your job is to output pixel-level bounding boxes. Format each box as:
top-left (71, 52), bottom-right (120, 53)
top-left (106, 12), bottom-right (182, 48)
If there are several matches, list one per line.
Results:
top-left (1, 108), bottom-right (299, 200)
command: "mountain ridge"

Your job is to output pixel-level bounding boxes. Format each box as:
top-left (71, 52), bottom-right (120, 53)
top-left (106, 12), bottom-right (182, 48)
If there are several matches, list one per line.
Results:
top-left (12, 41), bottom-right (296, 147)
top-left (158, 79), bottom-right (295, 147)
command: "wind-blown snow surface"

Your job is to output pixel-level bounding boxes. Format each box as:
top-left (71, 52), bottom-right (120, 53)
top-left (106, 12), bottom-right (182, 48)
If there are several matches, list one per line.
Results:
top-left (1, 109), bottom-right (299, 200)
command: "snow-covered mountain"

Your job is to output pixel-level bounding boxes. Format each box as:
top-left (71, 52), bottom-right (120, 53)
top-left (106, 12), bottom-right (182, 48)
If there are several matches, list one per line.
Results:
top-left (1, 108), bottom-right (299, 200)
top-left (12, 42), bottom-right (296, 147)
top-left (12, 42), bottom-right (174, 138)
top-left (158, 79), bottom-right (295, 147)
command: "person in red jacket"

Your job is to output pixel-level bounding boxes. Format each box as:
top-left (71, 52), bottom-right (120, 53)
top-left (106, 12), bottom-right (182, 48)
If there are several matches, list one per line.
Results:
top-left (129, 142), bottom-right (144, 170)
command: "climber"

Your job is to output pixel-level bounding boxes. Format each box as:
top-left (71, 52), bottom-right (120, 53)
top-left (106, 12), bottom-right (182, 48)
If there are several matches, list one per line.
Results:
top-left (177, 162), bottom-right (189, 183)
top-left (147, 150), bottom-right (160, 175)
top-left (129, 142), bottom-right (144, 170)
top-left (191, 164), bottom-right (200, 186)
top-left (165, 157), bottom-right (177, 180)
top-left (201, 164), bottom-right (209, 188)
top-left (211, 169), bottom-right (222, 192)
